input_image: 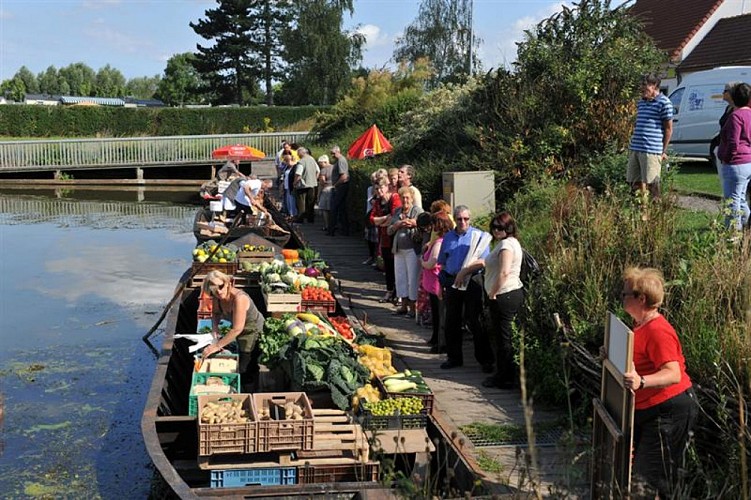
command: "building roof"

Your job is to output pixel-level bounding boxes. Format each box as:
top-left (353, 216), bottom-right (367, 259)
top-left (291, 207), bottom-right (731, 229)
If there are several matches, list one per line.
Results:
top-left (60, 96), bottom-right (125, 107)
top-left (629, 0), bottom-right (724, 60)
top-left (123, 97), bottom-right (165, 107)
top-left (678, 13), bottom-right (751, 72)
top-left (24, 93), bottom-right (62, 102)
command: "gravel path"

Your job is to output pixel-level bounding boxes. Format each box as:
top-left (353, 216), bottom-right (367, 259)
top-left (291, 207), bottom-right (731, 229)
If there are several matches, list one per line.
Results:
top-left (675, 194), bottom-right (720, 213)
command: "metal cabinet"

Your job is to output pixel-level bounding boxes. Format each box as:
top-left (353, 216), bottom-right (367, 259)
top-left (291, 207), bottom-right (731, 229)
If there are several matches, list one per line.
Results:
top-left (442, 171), bottom-right (495, 217)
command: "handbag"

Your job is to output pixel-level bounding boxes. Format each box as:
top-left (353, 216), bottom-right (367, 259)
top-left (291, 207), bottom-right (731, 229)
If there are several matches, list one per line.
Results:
top-left (521, 249), bottom-right (541, 282)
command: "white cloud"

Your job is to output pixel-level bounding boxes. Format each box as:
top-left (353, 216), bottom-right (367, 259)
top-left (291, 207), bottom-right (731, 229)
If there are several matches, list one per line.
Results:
top-left (83, 20), bottom-right (152, 54)
top-left (357, 24), bottom-right (392, 48)
top-left (81, 0), bottom-right (122, 9)
top-left (484, 1), bottom-right (573, 69)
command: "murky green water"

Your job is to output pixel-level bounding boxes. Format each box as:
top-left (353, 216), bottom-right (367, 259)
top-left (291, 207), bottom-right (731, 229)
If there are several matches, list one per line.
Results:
top-left (0, 188), bottom-right (198, 498)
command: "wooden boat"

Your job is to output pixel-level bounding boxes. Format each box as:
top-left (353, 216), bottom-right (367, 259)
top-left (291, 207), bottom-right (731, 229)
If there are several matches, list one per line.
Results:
top-left (192, 206), bottom-right (292, 248)
top-left (142, 223), bottom-right (483, 498)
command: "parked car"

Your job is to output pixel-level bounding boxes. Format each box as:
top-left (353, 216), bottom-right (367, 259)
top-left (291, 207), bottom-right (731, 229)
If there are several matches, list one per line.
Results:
top-left (668, 66), bottom-right (751, 166)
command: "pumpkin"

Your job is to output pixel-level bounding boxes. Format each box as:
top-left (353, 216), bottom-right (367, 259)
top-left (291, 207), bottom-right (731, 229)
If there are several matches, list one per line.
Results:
top-left (281, 249), bottom-right (299, 260)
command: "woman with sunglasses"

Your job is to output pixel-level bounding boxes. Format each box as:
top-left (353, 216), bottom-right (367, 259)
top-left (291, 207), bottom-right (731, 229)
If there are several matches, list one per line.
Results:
top-left (201, 270), bottom-right (265, 392)
top-left (480, 212), bottom-right (525, 389)
top-left (621, 267), bottom-right (697, 498)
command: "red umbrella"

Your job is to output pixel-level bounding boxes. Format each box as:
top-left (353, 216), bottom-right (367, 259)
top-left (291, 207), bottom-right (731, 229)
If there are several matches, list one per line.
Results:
top-left (347, 124), bottom-right (393, 160)
top-left (211, 144), bottom-right (266, 161)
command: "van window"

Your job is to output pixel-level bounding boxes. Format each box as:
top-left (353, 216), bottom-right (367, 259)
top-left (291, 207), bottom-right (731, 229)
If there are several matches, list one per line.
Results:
top-left (669, 87), bottom-right (685, 114)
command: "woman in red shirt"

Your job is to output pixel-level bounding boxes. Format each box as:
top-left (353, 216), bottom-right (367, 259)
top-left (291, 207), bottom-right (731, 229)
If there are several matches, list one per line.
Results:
top-left (622, 267), bottom-right (697, 498)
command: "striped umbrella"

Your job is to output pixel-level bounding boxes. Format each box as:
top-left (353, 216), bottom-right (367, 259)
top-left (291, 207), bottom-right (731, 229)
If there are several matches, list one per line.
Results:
top-left (347, 124), bottom-right (393, 160)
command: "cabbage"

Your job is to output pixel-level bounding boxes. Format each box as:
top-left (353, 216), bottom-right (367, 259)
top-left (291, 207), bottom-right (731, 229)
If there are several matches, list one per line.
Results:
top-left (266, 273), bottom-right (281, 283)
top-left (316, 279), bottom-right (329, 290)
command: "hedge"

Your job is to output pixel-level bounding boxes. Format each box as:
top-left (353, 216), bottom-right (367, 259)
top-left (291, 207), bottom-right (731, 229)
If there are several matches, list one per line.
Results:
top-left (0, 105), bottom-right (328, 138)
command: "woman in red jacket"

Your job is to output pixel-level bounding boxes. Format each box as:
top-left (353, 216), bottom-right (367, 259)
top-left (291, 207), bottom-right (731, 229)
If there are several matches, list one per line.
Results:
top-left (370, 177), bottom-right (401, 303)
top-left (622, 267), bottom-right (697, 498)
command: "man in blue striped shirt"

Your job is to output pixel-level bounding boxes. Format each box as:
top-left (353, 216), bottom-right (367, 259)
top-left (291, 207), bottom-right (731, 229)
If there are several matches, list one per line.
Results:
top-left (628, 73), bottom-right (673, 198)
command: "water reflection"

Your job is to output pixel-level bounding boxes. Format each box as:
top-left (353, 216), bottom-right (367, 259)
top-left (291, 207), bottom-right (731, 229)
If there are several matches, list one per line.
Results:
top-left (0, 189), bottom-right (197, 497)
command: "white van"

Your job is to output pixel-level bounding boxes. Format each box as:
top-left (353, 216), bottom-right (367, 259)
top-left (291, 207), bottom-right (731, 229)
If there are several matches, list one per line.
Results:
top-left (668, 66), bottom-right (751, 160)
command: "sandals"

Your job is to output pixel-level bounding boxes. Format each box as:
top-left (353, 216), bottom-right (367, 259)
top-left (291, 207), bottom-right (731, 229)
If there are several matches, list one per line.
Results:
top-left (378, 291), bottom-right (394, 303)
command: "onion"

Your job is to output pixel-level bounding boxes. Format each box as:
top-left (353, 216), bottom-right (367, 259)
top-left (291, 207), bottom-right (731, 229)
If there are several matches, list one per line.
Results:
top-left (304, 267), bottom-right (320, 278)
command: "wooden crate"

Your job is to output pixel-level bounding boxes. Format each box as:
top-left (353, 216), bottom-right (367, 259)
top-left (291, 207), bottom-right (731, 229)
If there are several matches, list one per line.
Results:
top-left (300, 299), bottom-right (336, 314)
top-left (254, 392), bottom-right (315, 452)
top-left (238, 250), bottom-right (276, 265)
top-left (263, 291), bottom-right (301, 313)
top-left (191, 261), bottom-right (238, 275)
top-left (374, 377), bottom-right (435, 415)
top-left (197, 394), bottom-right (257, 456)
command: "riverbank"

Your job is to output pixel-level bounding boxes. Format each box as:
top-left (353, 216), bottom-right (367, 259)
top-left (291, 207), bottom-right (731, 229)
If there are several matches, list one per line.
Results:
top-left (295, 222), bottom-right (589, 496)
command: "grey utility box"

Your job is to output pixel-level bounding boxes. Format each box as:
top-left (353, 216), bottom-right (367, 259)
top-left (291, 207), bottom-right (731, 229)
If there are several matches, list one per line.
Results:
top-left (442, 171), bottom-right (495, 217)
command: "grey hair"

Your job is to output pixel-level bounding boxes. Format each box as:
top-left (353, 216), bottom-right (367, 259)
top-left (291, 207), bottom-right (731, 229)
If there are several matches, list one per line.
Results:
top-left (331, 145), bottom-right (341, 154)
top-left (297, 147), bottom-right (308, 155)
top-left (399, 164), bottom-right (415, 178)
top-left (454, 205), bottom-right (471, 218)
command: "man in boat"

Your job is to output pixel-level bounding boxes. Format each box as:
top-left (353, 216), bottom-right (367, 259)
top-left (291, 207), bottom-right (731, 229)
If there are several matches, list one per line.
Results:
top-left (234, 178), bottom-right (273, 224)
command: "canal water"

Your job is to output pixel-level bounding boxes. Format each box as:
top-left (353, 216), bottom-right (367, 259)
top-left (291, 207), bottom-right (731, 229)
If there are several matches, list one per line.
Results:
top-left (0, 187), bottom-right (199, 498)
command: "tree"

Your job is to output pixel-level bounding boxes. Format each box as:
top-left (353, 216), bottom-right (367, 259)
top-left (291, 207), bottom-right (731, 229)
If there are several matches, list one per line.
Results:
top-left (38, 66), bottom-right (61, 94)
top-left (14, 66), bottom-right (39, 94)
top-left (157, 52), bottom-right (207, 106)
top-left (247, 0), bottom-right (292, 105)
top-left (0, 77), bottom-right (27, 102)
top-left (94, 64), bottom-right (126, 97)
top-left (190, 1), bottom-right (261, 105)
top-left (280, 0), bottom-right (364, 105)
top-left (125, 75), bottom-right (161, 99)
top-left (392, 0), bottom-right (480, 89)
top-left (59, 62), bottom-right (96, 96)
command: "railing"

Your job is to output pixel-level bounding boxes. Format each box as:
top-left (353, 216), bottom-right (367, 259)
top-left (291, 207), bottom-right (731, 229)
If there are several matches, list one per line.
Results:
top-left (0, 194), bottom-right (196, 230)
top-left (0, 132), bottom-right (314, 173)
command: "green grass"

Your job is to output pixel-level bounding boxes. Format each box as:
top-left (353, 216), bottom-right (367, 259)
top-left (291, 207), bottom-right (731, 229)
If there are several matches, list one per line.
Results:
top-left (672, 160), bottom-right (722, 197)
top-left (476, 450), bottom-right (504, 474)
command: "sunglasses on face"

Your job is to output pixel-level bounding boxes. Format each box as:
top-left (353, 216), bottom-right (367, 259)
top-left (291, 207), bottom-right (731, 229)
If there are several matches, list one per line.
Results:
top-left (491, 225), bottom-right (505, 231)
top-left (210, 282), bottom-right (226, 295)
top-left (456, 217), bottom-right (470, 221)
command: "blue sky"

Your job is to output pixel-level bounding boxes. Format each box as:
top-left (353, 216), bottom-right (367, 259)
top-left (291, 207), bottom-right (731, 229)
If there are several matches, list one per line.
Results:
top-left (0, 0), bottom-right (627, 82)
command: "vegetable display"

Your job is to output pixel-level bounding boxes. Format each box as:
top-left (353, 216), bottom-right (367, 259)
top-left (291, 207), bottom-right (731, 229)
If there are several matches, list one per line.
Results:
top-left (193, 240), bottom-right (238, 263)
top-left (351, 383), bottom-right (381, 411)
top-left (301, 287), bottom-right (334, 301)
top-left (260, 258), bottom-right (330, 294)
top-left (277, 334), bottom-right (370, 410)
top-left (200, 400), bottom-right (251, 424)
top-left (363, 397), bottom-right (424, 416)
top-left (328, 316), bottom-right (354, 340)
top-left (382, 370), bottom-right (431, 394)
top-left (357, 345), bottom-right (397, 379)
top-left (258, 316), bottom-right (294, 369)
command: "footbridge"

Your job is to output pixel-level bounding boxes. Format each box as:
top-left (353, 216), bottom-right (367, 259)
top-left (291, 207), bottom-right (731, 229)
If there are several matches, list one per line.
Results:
top-left (0, 132), bottom-right (314, 177)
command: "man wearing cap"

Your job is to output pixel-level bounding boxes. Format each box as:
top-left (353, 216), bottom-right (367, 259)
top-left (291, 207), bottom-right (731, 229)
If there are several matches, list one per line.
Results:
top-left (328, 145), bottom-right (350, 236)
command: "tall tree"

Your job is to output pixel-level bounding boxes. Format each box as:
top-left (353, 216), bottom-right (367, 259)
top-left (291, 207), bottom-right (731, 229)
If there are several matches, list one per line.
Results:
top-left (190, 1), bottom-right (261, 105)
top-left (14, 66), bottom-right (39, 94)
top-left (280, 0), bottom-right (364, 105)
top-left (157, 52), bottom-right (207, 106)
top-left (94, 64), bottom-right (126, 97)
top-left (392, 0), bottom-right (480, 88)
top-left (38, 66), bottom-right (61, 94)
top-left (247, 0), bottom-right (292, 105)
top-left (59, 62), bottom-right (96, 96)
top-left (0, 78), bottom-right (26, 102)
top-left (125, 75), bottom-right (161, 99)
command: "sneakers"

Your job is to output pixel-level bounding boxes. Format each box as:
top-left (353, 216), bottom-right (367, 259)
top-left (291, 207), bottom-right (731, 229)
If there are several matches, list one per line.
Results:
top-left (362, 257), bottom-right (374, 265)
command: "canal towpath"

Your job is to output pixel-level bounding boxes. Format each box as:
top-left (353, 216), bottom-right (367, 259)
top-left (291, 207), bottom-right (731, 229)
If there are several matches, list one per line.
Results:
top-left (294, 221), bottom-right (588, 497)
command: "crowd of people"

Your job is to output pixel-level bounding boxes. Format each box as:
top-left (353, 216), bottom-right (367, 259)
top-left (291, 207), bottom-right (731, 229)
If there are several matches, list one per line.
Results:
top-left (264, 120), bottom-right (701, 496)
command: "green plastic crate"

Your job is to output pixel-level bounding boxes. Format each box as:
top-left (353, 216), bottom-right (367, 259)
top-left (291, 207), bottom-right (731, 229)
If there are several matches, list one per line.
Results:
top-left (189, 372), bottom-right (241, 417)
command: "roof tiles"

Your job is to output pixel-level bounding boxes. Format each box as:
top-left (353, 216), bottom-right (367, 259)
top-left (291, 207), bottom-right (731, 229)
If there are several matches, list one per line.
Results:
top-left (629, 0), bottom-right (724, 59)
top-left (678, 13), bottom-right (751, 71)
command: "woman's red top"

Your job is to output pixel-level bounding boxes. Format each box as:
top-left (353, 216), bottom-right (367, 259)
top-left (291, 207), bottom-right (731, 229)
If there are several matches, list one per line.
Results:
top-left (633, 314), bottom-right (692, 410)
